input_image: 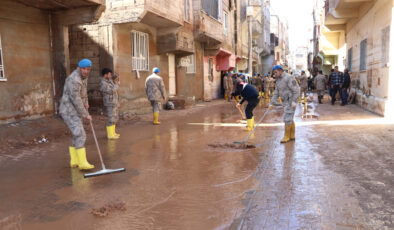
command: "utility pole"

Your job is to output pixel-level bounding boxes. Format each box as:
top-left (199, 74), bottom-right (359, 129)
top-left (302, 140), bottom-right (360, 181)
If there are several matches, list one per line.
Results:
top-left (247, 0), bottom-right (253, 75)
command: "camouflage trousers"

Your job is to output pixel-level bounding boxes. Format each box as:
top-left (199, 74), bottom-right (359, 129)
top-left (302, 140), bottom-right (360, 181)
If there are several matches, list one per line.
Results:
top-left (300, 87), bottom-right (307, 98)
top-left (150, 100), bottom-right (161, 113)
top-left (61, 113), bottom-right (86, 149)
top-left (283, 103), bottom-right (296, 126)
top-left (317, 89), bottom-right (325, 97)
top-left (106, 106), bottom-right (119, 126)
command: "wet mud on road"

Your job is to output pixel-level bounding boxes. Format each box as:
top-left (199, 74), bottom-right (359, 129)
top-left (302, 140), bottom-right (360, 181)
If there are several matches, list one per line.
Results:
top-left (0, 97), bottom-right (393, 229)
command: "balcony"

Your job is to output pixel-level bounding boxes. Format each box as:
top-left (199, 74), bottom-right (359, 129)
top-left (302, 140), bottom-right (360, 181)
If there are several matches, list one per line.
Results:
top-left (16, 0), bottom-right (105, 10)
top-left (194, 10), bottom-right (223, 48)
top-left (252, 20), bottom-right (262, 38)
top-left (324, 0), bottom-right (373, 29)
top-left (103, 0), bottom-right (183, 28)
top-left (157, 29), bottom-right (195, 57)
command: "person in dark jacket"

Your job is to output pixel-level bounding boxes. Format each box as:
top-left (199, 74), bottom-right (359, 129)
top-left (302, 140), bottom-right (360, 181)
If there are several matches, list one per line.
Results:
top-left (232, 81), bottom-right (260, 131)
top-left (329, 66), bottom-right (344, 105)
top-left (342, 68), bottom-right (351, 105)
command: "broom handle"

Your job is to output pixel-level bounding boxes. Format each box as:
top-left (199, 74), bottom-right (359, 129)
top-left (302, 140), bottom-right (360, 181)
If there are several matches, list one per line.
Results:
top-left (243, 109), bottom-right (270, 143)
top-left (89, 119), bottom-right (106, 170)
top-left (234, 99), bottom-right (246, 119)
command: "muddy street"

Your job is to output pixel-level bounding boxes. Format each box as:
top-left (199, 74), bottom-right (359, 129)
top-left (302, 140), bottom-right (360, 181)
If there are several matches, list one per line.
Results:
top-left (0, 99), bottom-right (393, 230)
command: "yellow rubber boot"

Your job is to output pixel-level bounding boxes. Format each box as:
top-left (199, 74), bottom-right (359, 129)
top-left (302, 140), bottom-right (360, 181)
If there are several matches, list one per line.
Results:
top-left (303, 97), bottom-right (307, 104)
top-left (76, 148), bottom-right (94, 170)
top-left (278, 97), bottom-right (282, 103)
top-left (106, 126), bottom-right (119, 139)
top-left (153, 112), bottom-right (161, 125)
top-left (290, 122), bottom-right (296, 141)
top-left (224, 94), bottom-right (228, 100)
top-left (246, 118), bottom-right (253, 131)
top-left (112, 125), bottom-right (120, 137)
top-left (69, 146), bottom-right (78, 168)
top-left (280, 125), bottom-right (291, 143)
top-left (299, 97), bottom-right (302, 103)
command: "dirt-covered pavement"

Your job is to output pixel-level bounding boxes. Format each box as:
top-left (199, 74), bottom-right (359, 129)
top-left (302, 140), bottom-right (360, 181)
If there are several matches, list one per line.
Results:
top-left (0, 96), bottom-right (393, 230)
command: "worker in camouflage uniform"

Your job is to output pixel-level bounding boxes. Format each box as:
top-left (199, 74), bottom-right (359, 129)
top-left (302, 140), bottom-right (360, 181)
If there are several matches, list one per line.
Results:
top-left (223, 72), bottom-right (233, 101)
top-left (59, 59), bottom-right (94, 170)
top-left (314, 70), bottom-right (327, 104)
top-left (264, 73), bottom-right (274, 101)
top-left (269, 65), bottom-right (300, 143)
top-left (100, 68), bottom-right (120, 139)
top-left (145, 67), bottom-right (167, 125)
top-left (255, 73), bottom-right (263, 98)
top-left (298, 70), bottom-right (308, 104)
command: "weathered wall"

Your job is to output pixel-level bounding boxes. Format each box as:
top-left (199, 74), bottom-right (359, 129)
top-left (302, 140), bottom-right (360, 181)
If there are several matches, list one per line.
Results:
top-left (112, 23), bottom-right (170, 116)
top-left (203, 56), bottom-right (221, 100)
top-left (346, 0), bottom-right (392, 116)
top-left (0, 0), bottom-right (53, 123)
top-left (68, 23), bottom-right (113, 108)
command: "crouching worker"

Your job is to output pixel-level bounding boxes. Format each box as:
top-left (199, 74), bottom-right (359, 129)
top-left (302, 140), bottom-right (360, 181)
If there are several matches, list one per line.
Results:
top-left (269, 65), bottom-right (300, 143)
top-left (145, 67), bottom-right (167, 125)
top-left (59, 59), bottom-right (94, 170)
top-left (232, 81), bottom-right (260, 131)
top-left (100, 68), bottom-right (120, 139)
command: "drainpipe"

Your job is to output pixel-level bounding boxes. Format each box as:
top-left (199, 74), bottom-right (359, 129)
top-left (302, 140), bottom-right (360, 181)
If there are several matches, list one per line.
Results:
top-left (48, 13), bottom-right (58, 114)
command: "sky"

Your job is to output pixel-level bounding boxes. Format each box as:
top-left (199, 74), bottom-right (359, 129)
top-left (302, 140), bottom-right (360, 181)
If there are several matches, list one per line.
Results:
top-left (270, 0), bottom-right (315, 52)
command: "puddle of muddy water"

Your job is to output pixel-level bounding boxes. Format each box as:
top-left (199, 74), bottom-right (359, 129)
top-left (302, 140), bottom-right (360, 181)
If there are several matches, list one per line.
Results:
top-left (208, 143), bottom-right (256, 149)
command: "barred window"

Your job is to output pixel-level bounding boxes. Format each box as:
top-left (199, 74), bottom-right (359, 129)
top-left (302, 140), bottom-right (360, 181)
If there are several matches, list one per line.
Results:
top-left (0, 35), bottom-right (6, 81)
top-left (347, 47), bottom-right (352, 72)
top-left (360, 39), bottom-right (367, 71)
top-left (381, 26), bottom-right (390, 67)
top-left (131, 31), bottom-right (149, 71)
top-left (186, 53), bottom-right (196, 73)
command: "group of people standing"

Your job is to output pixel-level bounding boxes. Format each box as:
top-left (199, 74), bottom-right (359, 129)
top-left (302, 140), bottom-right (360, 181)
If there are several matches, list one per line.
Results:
top-left (60, 59), bottom-right (166, 171)
top-left (328, 66), bottom-right (351, 106)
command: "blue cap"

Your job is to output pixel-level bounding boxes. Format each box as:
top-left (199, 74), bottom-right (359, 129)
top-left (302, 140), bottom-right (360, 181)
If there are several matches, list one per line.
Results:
top-left (301, 70), bottom-right (305, 73)
top-left (226, 72), bottom-right (230, 76)
top-left (78, 59), bottom-right (92, 68)
top-left (153, 67), bottom-right (160, 73)
top-left (272, 65), bottom-right (283, 71)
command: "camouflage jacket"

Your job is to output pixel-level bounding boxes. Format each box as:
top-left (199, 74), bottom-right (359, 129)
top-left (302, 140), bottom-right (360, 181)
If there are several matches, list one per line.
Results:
top-left (298, 74), bottom-right (308, 89)
top-left (314, 74), bottom-right (327, 91)
top-left (59, 68), bottom-right (89, 118)
top-left (223, 76), bottom-right (233, 90)
top-left (145, 73), bottom-right (166, 101)
top-left (100, 78), bottom-right (119, 107)
top-left (271, 72), bottom-right (300, 106)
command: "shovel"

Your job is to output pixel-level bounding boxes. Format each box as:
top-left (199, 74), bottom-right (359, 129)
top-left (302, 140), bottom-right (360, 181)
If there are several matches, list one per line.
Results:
top-left (233, 109), bottom-right (270, 148)
top-left (84, 120), bottom-right (126, 178)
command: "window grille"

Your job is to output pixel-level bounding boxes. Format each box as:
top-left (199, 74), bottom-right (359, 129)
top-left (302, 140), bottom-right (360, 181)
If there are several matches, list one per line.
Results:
top-left (131, 31), bottom-right (149, 71)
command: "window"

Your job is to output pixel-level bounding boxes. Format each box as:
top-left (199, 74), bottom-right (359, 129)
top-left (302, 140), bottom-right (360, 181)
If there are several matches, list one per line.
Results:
top-left (223, 12), bottom-right (228, 35)
top-left (202, 0), bottom-right (219, 19)
top-left (208, 58), bottom-right (213, 81)
top-left (131, 31), bottom-right (149, 71)
top-left (347, 47), bottom-right (352, 71)
top-left (184, 0), bottom-right (190, 22)
top-left (381, 26), bottom-right (390, 67)
top-left (360, 39), bottom-right (367, 71)
top-left (0, 35), bottom-right (5, 81)
top-left (186, 53), bottom-right (196, 73)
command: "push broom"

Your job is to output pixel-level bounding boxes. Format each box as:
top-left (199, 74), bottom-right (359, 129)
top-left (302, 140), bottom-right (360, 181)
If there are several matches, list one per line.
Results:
top-left (84, 120), bottom-right (125, 178)
top-left (233, 109), bottom-right (270, 148)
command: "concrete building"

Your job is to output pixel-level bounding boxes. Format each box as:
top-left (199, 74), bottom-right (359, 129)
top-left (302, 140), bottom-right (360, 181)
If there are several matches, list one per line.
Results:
top-left (0, 0), bottom-right (264, 122)
top-left (324, 0), bottom-right (394, 116)
top-left (0, 0), bottom-right (105, 123)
